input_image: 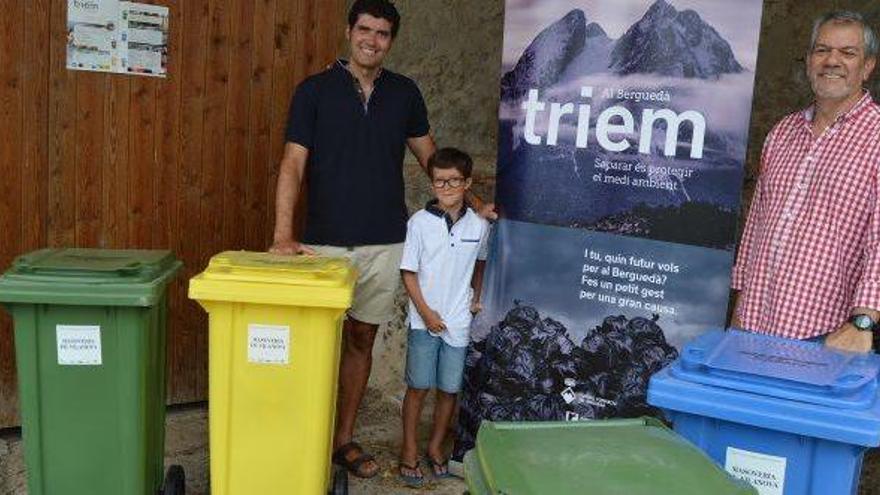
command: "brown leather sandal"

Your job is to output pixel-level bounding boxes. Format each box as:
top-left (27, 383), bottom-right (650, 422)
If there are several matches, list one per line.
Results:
top-left (332, 441), bottom-right (379, 479)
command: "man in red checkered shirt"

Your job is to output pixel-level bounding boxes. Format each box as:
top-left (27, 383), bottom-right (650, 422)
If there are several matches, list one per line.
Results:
top-left (732, 11), bottom-right (879, 353)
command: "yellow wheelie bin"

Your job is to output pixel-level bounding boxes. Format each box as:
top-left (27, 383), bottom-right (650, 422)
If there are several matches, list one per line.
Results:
top-left (188, 251), bottom-right (356, 495)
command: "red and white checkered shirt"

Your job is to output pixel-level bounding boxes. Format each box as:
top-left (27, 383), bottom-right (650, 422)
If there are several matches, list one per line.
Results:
top-left (732, 92), bottom-right (880, 340)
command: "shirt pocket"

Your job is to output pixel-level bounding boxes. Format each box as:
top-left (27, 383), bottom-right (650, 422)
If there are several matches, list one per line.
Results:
top-left (812, 159), bottom-right (869, 224)
top-left (455, 227), bottom-right (483, 260)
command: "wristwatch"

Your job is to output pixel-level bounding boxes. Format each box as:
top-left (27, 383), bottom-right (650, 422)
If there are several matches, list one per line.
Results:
top-left (848, 314), bottom-right (877, 332)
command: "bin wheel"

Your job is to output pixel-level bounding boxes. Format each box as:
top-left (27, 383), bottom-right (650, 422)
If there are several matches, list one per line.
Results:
top-left (162, 464), bottom-right (186, 495)
top-left (330, 465), bottom-right (348, 495)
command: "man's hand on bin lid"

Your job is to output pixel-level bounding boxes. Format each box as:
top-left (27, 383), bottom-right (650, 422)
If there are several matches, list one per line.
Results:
top-left (825, 309), bottom-right (877, 353)
top-left (268, 238), bottom-right (316, 256)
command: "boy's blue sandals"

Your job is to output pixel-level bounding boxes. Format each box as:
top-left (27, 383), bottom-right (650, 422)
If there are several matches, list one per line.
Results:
top-left (398, 461), bottom-right (425, 488)
top-left (425, 453), bottom-right (455, 479)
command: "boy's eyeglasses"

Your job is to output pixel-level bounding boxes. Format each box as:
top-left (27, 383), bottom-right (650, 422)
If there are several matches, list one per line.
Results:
top-left (432, 177), bottom-right (466, 189)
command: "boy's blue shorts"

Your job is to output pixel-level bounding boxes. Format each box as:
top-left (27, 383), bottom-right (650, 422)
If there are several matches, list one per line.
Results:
top-left (405, 328), bottom-right (467, 394)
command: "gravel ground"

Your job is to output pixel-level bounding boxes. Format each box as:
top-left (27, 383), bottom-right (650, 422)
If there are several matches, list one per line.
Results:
top-left (1, 391), bottom-right (878, 494)
top-left (0, 388), bottom-right (465, 495)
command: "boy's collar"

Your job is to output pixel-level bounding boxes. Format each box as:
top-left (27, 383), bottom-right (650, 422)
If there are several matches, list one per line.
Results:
top-left (425, 199), bottom-right (469, 231)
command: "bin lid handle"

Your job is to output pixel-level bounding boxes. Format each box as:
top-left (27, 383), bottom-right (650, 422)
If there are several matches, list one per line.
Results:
top-left (674, 330), bottom-right (880, 408)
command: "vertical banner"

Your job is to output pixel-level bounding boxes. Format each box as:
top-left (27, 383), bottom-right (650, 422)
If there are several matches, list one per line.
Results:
top-left (455, 0), bottom-right (763, 458)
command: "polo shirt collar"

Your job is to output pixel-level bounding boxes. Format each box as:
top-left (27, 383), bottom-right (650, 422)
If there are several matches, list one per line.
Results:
top-left (425, 199), bottom-right (468, 232)
top-left (336, 58), bottom-right (385, 82)
top-left (337, 59), bottom-right (384, 112)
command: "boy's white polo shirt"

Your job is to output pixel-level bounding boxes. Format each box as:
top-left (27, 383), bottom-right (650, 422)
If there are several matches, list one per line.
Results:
top-left (400, 201), bottom-right (490, 347)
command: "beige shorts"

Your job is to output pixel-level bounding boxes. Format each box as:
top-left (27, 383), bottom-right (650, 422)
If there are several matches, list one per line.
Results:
top-left (306, 243), bottom-right (404, 325)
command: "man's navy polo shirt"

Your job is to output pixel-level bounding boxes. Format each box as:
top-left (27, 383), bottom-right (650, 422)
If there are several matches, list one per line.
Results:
top-left (285, 60), bottom-right (430, 246)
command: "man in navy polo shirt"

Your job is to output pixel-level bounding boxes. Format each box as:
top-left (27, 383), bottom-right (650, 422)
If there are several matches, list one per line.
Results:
top-left (270, 0), bottom-right (491, 479)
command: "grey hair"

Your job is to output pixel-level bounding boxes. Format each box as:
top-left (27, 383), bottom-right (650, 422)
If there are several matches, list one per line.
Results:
top-left (811, 10), bottom-right (878, 58)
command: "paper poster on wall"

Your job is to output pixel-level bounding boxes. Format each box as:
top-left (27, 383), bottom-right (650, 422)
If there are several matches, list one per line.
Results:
top-left (67, 0), bottom-right (120, 72)
top-left (453, 0), bottom-right (764, 460)
top-left (121, 2), bottom-right (169, 76)
top-left (67, 0), bottom-right (169, 77)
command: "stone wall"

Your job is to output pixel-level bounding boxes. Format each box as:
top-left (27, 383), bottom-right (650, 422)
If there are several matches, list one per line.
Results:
top-left (359, 0), bottom-right (880, 400)
top-left (360, 0), bottom-right (505, 398)
top-left (747, 1), bottom-right (880, 195)
top-left (387, 0), bottom-right (505, 160)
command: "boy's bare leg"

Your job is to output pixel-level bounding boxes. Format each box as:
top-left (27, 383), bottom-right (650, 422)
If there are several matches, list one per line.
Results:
top-left (401, 387), bottom-right (430, 476)
top-left (426, 390), bottom-right (457, 472)
top-left (333, 317), bottom-right (379, 476)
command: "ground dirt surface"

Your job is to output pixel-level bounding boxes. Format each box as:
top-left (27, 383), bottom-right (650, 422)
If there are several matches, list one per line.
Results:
top-left (1, 389), bottom-right (878, 494)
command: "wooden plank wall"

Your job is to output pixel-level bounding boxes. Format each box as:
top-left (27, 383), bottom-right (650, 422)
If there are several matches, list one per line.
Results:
top-left (0, 0), bottom-right (347, 427)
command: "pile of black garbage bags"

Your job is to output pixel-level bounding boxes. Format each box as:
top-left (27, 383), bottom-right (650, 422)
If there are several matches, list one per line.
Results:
top-left (454, 302), bottom-right (679, 459)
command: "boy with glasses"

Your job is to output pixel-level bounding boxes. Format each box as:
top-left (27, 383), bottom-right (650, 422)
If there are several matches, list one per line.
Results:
top-left (397, 148), bottom-right (490, 487)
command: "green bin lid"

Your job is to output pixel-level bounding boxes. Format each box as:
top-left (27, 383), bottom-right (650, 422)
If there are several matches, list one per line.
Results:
top-left (466, 418), bottom-right (757, 495)
top-left (0, 248), bottom-right (182, 307)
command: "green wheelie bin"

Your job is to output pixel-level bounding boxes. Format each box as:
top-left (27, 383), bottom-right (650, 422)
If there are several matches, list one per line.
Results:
top-left (464, 417), bottom-right (757, 495)
top-left (0, 248), bottom-right (185, 495)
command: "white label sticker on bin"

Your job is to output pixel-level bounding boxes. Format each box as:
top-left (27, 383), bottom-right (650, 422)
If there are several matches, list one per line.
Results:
top-left (56, 325), bottom-right (102, 366)
top-left (247, 324), bottom-right (290, 365)
top-left (725, 447), bottom-right (786, 495)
